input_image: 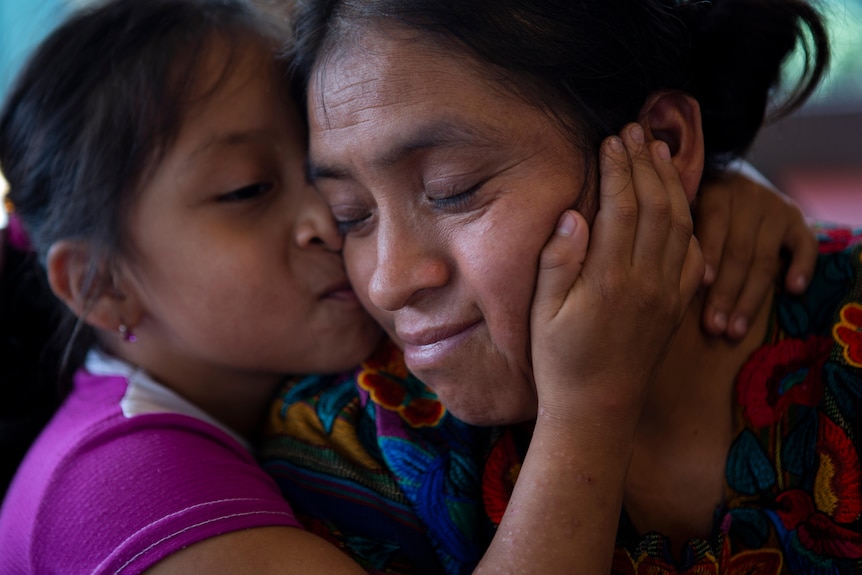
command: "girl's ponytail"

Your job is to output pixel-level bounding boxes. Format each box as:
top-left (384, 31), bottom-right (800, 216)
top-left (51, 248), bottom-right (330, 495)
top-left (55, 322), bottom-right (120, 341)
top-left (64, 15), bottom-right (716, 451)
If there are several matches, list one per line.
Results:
top-left (0, 234), bottom-right (73, 500)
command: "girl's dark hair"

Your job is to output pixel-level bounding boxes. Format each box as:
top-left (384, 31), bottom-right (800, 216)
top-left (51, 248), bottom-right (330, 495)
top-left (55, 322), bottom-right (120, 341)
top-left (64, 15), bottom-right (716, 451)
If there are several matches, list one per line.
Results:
top-left (0, 0), bottom-right (285, 498)
top-left (290, 0), bottom-right (829, 180)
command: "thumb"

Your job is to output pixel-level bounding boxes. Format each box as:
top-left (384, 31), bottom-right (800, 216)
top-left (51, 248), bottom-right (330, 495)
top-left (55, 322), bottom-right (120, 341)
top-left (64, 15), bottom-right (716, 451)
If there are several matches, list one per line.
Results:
top-left (532, 210), bottom-right (590, 325)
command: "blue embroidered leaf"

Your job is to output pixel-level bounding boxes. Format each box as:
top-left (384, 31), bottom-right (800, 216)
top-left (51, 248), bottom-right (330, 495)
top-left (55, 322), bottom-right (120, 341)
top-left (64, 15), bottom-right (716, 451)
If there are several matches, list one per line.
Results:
top-left (317, 379), bottom-right (359, 434)
top-left (726, 429), bottom-right (776, 495)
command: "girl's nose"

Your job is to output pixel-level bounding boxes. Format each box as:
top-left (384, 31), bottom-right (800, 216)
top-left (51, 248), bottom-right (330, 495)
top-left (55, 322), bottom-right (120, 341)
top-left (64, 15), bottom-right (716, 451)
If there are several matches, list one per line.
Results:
top-left (294, 184), bottom-right (343, 252)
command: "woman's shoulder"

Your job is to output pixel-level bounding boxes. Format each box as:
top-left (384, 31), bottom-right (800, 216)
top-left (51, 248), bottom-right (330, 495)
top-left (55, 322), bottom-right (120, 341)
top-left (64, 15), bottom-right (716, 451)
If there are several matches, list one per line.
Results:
top-left (721, 223), bottom-right (862, 572)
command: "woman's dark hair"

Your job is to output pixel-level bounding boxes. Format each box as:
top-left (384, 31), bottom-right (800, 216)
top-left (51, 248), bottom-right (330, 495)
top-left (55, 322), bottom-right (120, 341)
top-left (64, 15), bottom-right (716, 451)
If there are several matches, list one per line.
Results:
top-left (290, 0), bottom-right (829, 180)
top-left (0, 0), bottom-right (286, 498)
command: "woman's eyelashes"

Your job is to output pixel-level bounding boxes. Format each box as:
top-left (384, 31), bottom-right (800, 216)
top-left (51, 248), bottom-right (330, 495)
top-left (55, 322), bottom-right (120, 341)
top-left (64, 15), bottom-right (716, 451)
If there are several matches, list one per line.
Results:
top-left (424, 175), bottom-right (488, 211)
top-left (327, 174), bottom-right (488, 235)
top-left (334, 208), bottom-right (372, 235)
top-left (217, 181), bottom-right (274, 203)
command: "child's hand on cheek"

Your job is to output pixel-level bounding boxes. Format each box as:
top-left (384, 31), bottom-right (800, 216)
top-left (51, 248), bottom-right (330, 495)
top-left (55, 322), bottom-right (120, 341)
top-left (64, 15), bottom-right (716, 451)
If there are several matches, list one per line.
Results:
top-left (529, 124), bottom-right (703, 425)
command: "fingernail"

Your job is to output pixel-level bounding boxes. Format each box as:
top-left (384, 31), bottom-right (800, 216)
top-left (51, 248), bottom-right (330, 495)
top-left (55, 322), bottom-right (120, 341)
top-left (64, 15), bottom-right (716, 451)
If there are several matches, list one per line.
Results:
top-left (557, 212), bottom-right (576, 237)
top-left (703, 264), bottom-right (715, 285)
top-left (732, 316), bottom-right (748, 336)
top-left (793, 274), bottom-right (807, 292)
top-left (629, 124), bottom-right (644, 144)
top-left (607, 136), bottom-right (624, 152)
top-left (657, 141), bottom-right (671, 161)
top-left (713, 311), bottom-right (727, 331)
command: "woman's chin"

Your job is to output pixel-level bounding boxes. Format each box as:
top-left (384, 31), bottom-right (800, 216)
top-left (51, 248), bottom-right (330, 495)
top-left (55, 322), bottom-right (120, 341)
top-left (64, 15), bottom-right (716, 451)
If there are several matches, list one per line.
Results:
top-left (435, 386), bottom-right (539, 427)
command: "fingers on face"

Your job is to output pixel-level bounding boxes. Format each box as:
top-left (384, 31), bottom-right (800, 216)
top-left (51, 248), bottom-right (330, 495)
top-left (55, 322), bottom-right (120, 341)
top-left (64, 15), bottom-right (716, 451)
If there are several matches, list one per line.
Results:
top-left (621, 123), bottom-right (695, 287)
top-left (595, 134), bottom-right (638, 263)
top-left (532, 210), bottom-right (590, 324)
top-left (593, 123), bottom-right (699, 322)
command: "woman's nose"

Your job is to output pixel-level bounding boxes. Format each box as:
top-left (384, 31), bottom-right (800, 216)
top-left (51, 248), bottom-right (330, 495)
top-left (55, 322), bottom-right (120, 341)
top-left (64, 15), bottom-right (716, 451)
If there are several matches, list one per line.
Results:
top-left (294, 184), bottom-right (344, 252)
top-left (367, 218), bottom-right (449, 312)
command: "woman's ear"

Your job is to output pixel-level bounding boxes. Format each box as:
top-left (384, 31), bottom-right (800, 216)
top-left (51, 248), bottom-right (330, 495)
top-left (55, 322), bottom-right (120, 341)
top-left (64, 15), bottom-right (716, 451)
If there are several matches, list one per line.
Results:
top-left (639, 91), bottom-right (705, 204)
top-left (46, 241), bottom-right (140, 333)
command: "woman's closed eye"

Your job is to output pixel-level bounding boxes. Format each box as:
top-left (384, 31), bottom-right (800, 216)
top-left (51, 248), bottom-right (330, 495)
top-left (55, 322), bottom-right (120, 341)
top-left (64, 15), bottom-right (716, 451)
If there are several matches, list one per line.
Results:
top-left (425, 179), bottom-right (486, 212)
top-left (217, 182), bottom-right (274, 203)
top-left (333, 208), bottom-right (372, 235)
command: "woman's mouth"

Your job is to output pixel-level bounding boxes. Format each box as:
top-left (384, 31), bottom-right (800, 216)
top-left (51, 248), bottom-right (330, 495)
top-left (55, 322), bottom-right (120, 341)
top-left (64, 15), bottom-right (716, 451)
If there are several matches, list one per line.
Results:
top-left (398, 321), bottom-right (481, 371)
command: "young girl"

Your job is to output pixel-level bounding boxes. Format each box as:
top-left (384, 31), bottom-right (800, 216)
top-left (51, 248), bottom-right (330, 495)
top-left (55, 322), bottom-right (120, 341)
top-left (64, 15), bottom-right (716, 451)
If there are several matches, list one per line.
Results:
top-left (0, 0), bottom-right (827, 573)
top-left (0, 0), bottom-right (384, 572)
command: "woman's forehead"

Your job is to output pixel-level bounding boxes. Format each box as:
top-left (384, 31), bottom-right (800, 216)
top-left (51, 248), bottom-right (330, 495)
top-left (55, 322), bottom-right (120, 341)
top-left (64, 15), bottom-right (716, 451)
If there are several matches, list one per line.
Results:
top-left (311, 28), bottom-right (529, 133)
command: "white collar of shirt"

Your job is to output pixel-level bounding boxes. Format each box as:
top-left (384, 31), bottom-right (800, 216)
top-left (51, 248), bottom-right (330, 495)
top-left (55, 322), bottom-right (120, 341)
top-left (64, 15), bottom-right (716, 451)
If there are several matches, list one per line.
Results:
top-left (85, 349), bottom-right (251, 451)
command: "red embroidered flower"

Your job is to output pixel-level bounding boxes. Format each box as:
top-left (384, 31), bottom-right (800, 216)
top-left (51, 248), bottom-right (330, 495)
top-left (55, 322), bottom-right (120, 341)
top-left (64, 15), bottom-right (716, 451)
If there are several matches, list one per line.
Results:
top-left (357, 339), bottom-right (445, 428)
top-left (359, 372), bottom-right (407, 409)
top-left (774, 416), bottom-right (862, 559)
top-left (814, 416), bottom-right (862, 523)
top-left (736, 337), bottom-right (832, 427)
top-left (834, 302), bottom-right (862, 368)
top-left (482, 430), bottom-right (520, 525)
top-left (776, 490), bottom-right (862, 559)
top-left (361, 339), bottom-right (410, 379)
top-left (725, 550), bottom-right (783, 575)
top-left (400, 397), bottom-right (445, 427)
top-left (815, 226), bottom-right (862, 254)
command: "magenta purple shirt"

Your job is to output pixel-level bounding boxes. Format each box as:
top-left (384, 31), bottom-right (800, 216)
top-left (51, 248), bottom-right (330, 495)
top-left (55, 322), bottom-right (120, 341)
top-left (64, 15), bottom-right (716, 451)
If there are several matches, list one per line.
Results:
top-left (0, 351), bottom-right (301, 574)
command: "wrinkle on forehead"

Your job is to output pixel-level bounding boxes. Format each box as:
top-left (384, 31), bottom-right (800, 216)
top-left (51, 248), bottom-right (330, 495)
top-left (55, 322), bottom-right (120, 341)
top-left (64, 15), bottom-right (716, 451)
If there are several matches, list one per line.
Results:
top-left (309, 25), bottom-right (489, 132)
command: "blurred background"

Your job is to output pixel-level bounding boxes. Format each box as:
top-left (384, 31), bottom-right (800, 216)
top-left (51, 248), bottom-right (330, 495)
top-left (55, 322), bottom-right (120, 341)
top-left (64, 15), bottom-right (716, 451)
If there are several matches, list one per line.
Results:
top-left (0, 0), bottom-right (861, 227)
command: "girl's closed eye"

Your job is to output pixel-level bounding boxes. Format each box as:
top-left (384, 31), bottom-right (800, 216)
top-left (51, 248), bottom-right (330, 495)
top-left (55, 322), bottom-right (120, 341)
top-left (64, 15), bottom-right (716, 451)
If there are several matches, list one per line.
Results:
top-left (217, 181), bottom-right (274, 203)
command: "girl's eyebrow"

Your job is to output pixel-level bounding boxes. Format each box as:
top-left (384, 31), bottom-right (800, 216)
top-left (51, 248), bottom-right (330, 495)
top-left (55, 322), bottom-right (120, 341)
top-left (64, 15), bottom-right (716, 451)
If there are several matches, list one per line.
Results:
top-left (309, 118), bottom-right (504, 181)
top-left (185, 129), bottom-right (271, 165)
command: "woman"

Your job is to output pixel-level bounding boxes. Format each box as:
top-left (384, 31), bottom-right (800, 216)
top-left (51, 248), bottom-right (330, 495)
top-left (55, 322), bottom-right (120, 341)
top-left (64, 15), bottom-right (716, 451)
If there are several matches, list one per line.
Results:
top-left (261, 0), bottom-right (861, 573)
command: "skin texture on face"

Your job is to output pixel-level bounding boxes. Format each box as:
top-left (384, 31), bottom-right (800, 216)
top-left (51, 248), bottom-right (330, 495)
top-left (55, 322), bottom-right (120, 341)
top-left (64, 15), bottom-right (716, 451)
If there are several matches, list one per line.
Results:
top-left (114, 39), bottom-right (381, 414)
top-left (309, 28), bottom-right (592, 425)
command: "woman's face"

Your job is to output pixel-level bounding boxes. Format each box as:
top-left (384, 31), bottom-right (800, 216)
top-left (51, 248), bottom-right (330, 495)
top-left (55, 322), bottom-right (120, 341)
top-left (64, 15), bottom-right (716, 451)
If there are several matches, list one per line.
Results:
top-left (308, 29), bottom-right (592, 424)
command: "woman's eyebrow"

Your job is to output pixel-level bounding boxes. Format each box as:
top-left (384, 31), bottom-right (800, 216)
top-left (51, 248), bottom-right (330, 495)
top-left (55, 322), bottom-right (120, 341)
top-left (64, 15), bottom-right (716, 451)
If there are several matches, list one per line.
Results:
top-left (309, 118), bottom-right (503, 181)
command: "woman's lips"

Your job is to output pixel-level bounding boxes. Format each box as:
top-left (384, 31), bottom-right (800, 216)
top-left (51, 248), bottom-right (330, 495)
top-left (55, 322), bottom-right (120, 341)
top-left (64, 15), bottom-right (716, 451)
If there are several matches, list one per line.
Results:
top-left (399, 321), bottom-right (480, 371)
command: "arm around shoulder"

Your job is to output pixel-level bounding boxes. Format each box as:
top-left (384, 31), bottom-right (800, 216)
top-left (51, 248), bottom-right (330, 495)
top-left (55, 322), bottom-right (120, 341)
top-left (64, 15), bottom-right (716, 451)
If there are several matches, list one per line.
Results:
top-left (144, 526), bottom-right (368, 575)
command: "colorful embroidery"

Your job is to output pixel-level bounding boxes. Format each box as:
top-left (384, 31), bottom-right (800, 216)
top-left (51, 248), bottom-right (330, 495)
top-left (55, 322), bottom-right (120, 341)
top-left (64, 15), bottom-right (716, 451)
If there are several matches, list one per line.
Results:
top-left (813, 224), bottom-right (862, 254)
top-left (736, 337), bottom-right (831, 427)
top-left (481, 429), bottom-right (520, 524)
top-left (834, 302), bottom-right (862, 368)
top-left (358, 341), bottom-right (446, 428)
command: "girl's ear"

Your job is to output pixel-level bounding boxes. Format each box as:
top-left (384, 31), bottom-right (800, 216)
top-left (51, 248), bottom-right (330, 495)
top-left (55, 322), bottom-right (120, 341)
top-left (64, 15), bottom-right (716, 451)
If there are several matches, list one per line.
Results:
top-left (46, 241), bottom-right (140, 333)
top-left (639, 91), bottom-right (705, 205)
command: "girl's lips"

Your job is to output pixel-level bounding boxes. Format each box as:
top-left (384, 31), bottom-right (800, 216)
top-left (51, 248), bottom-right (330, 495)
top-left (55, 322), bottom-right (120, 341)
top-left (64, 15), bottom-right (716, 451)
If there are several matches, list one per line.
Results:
top-left (321, 282), bottom-right (360, 301)
top-left (399, 320), bottom-right (480, 371)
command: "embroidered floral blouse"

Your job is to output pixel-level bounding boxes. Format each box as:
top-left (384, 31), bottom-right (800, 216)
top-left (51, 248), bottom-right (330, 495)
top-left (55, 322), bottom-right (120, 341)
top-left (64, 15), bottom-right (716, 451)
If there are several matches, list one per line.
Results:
top-left (259, 227), bottom-right (862, 575)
